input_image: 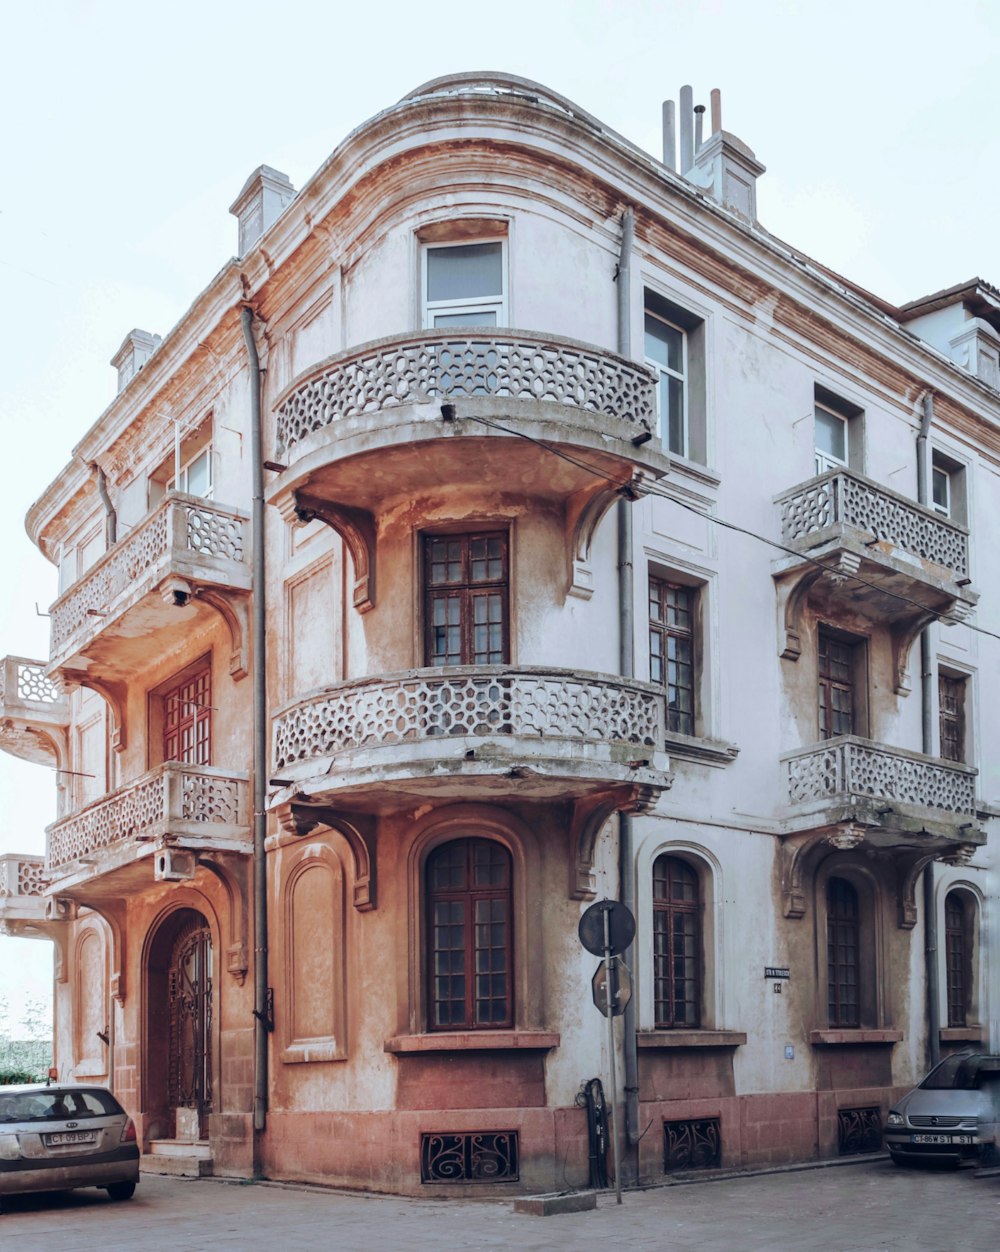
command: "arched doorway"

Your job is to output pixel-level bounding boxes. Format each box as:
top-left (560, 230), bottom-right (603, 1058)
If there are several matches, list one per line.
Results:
top-left (145, 908), bottom-right (214, 1140)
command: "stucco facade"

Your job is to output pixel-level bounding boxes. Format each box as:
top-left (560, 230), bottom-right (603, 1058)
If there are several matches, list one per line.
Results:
top-left (1, 73), bottom-right (997, 1193)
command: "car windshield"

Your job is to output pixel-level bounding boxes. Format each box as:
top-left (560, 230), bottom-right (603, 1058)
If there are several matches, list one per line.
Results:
top-left (0, 1089), bottom-right (124, 1123)
top-left (920, 1054), bottom-right (993, 1091)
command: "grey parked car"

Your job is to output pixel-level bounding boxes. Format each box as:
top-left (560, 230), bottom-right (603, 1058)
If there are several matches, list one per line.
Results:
top-left (885, 1052), bottom-right (1000, 1166)
top-left (0, 1083), bottom-right (139, 1207)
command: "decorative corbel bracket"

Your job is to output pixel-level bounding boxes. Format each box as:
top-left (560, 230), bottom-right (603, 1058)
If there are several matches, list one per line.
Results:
top-left (889, 611), bottom-right (936, 697)
top-left (278, 491), bottom-right (376, 614)
top-left (566, 476), bottom-right (638, 601)
top-left (774, 567), bottom-right (823, 661)
top-left (780, 822), bottom-right (869, 920)
top-left (275, 801), bottom-right (377, 911)
top-left (895, 852), bottom-right (937, 930)
top-left (58, 670), bottom-right (128, 752)
top-left (77, 897), bottom-right (128, 1004)
top-left (198, 853), bottom-right (251, 983)
top-left (568, 783), bottom-right (661, 900)
top-left (196, 588), bottom-right (250, 680)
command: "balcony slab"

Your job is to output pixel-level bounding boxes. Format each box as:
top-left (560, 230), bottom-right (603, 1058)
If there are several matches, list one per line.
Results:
top-left (0, 656), bottom-right (68, 767)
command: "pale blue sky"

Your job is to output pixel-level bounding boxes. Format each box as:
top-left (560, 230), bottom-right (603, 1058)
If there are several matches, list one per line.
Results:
top-left (1, 0), bottom-right (997, 1027)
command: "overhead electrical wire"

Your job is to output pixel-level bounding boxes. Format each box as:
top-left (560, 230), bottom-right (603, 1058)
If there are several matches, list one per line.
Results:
top-left (462, 411), bottom-right (1000, 646)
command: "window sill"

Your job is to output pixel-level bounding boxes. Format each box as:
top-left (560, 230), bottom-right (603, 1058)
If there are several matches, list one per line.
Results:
top-left (636, 1029), bottom-right (747, 1049)
top-left (280, 1039), bottom-right (346, 1064)
top-left (940, 1025), bottom-right (984, 1043)
top-left (384, 1030), bottom-right (560, 1054)
top-left (664, 731), bottom-right (740, 767)
top-left (809, 1029), bottom-right (902, 1046)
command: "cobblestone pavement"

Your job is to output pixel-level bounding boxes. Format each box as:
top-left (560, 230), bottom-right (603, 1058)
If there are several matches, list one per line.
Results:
top-left (2, 1159), bottom-right (998, 1250)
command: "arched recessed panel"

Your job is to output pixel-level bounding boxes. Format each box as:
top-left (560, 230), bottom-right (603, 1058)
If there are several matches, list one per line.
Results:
top-left (283, 855), bottom-right (345, 1062)
top-left (74, 928), bottom-right (107, 1079)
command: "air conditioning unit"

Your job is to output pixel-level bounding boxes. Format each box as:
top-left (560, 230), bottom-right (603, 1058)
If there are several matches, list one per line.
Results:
top-left (154, 850), bottom-right (197, 882)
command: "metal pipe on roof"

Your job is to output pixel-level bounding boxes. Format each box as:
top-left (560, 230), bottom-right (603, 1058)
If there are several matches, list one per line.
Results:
top-left (694, 104), bottom-right (705, 153)
top-left (662, 100), bottom-right (676, 171)
top-left (710, 88), bottom-right (722, 135)
top-left (679, 85), bottom-right (694, 173)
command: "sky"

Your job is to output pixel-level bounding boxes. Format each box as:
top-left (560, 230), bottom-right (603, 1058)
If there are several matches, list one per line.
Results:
top-left (1, 0), bottom-right (998, 1028)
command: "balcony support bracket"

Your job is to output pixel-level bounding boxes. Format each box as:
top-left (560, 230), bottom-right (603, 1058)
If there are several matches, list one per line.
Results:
top-left (275, 801), bottom-right (376, 910)
top-left (57, 670), bottom-right (128, 753)
top-left (780, 822), bottom-right (871, 920)
top-left (196, 588), bottom-right (250, 681)
top-left (567, 477), bottom-right (640, 602)
top-left (198, 853), bottom-right (251, 983)
top-left (278, 491), bottom-right (376, 614)
top-left (569, 783), bottom-right (661, 900)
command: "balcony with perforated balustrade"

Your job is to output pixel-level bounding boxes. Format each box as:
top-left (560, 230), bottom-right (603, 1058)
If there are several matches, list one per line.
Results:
top-left (266, 331), bottom-right (670, 607)
top-left (0, 853), bottom-right (51, 934)
top-left (47, 493), bottom-right (252, 684)
top-left (773, 470), bottom-right (978, 693)
top-left (0, 655), bottom-right (69, 767)
top-left (44, 763), bottom-right (251, 898)
top-left (269, 666), bottom-right (671, 902)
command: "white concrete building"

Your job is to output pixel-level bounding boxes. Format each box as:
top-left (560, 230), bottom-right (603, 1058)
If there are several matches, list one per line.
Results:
top-left (0, 73), bottom-right (996, 1191)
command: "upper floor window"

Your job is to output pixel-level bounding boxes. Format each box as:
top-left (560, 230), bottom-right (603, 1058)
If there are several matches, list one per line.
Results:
top-left (422, 241), bottom-right (506, 328)
top-left (644, 290), bottom-right (706, 462)
top-left (818, 627), bottom-right (867, 739)
top-left (161, 662), bottom-right (212, 766)
top-left (944, 890), bottom-right (972, 1029)
top-left (814, 386), bottom-right (863, 476)
top-left (652, 855), bottom-right (701, 1028)
top-left (426, 838), bottom-right (512, 1030)
top-left (649, 577), bottom-right (696, 736)
top-left (938, 671), bottom-right (967, 763)
top-left (424, 532), bottom-right (509, 666)
top-left (168, 446), bottom-right (213, 499)
top-left (930, 449), bottom-right (967, 525)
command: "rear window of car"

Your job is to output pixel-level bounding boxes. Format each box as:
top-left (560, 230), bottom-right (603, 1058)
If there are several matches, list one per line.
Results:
top-left (0, 1089), bottom-right (124, 1123)
top-left (920, 1054), bottom-right (994, 1091)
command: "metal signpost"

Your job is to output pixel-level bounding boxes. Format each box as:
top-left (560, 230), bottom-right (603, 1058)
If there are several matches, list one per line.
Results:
top-left (578, 899), bottom-right (635, 1205)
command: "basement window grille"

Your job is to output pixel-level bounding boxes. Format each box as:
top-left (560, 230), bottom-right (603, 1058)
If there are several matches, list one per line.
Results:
top-left (837, 1106), bottom-right (882, 1155)
top-left (420, 1130), bottom-right (519, 1183)
top-left (663, 1117), bottom-right (721, 1172)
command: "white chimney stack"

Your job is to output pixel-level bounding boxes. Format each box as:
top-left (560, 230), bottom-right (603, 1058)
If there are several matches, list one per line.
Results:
top-left (110, 329), bottom-right (161, 393)
top-left (229, 165), bottom-right (296, 257)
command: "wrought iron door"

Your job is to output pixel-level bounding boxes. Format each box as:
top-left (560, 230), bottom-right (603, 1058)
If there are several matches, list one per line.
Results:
top-left (168, 920), bottom-right (213, 1129)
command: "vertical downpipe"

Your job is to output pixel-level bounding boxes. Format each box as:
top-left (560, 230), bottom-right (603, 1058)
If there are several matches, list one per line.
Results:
top-left (917, 392), bottom-right (940, 1069)
top-left (615, 208), bottom-right (641, 1173)
top-left (240, 302), bottom-right (270, 1153)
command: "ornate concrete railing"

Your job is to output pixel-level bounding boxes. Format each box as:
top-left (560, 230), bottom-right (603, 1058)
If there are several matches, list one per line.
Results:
top-left (47, 764), bottom-right (249, 870)
top-left (273, 666), bottom-right (666, 771)
top-left (0, 854), bottom-right (48, 898)
top-left (777, 470), bottom-right (968, 576)
top-left (0, 657), bottom-right (62, 709)
top-left (275, 330), bottom-right (657, 457)
top-left (50, 494), bottom-right (248, 656)
top-left (784, 736), bottom-right (976, 814)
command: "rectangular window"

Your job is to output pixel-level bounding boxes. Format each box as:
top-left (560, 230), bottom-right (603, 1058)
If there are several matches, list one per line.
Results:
top-left (162, 664), bottom-right (212, 765)
top-left (938, 672), bottom-right (966, 763)
top-left (931, 450), bottom-right (967, 525)
top-left (645, 309), bottom-right (687, 455)
top-left (945, 893), bottom-right (970, 1028)
top-left (818, 629), bottom-right (865, 739)
top-left (423, 240), bottom-right (506, 328)
top-left (827, 877), bottom-right (860, 1029)
top-left (814, 386), bottom-right (863, 476)
top-left (931, 465), bottom-right (951, 517)
top-left (424, 532), bottom-right (509, 666)
top-left (168, 446), bottom-right (213, 499)
top-left (649, 578), bottom-right (696, 736)
top-left (652, 856), bottom-right (701, 1028)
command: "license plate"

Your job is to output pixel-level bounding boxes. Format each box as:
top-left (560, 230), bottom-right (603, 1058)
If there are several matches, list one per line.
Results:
top-left (912, 1133), bottom-right (972, 1145)
top-left (46, 1131), bottom-right (97, 1146)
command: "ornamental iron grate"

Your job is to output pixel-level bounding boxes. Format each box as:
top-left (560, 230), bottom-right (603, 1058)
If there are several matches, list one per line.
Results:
top-left (420, 1130), bottom-right (519, 1183)
top-left (663, 1117), bottom-right (721, 1172)
top-left (837, 1106), bottom-right (882, 1155)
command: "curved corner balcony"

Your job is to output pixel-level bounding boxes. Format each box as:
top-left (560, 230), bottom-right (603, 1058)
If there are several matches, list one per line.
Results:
top-left (0, 853), bottom-right (50, 933)
top-left (774, 470), bottom-right (978, 693)
top-left (267, 331), bottom-right (669, 607)
top-left (45, 763), bottom-right (250, 897)
top-left (48, 493), bottom-right (251, 685)
top-left (0, 656), bottom-right (68, 767)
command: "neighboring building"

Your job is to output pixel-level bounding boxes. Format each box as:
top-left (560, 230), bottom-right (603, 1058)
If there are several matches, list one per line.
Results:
top-left (1, 73), bottom-right (997, 1193)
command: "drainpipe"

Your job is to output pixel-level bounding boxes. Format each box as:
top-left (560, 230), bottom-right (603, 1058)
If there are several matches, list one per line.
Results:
top-left (240, 302), bottom-right (270, 1148)
top-left (88, 462), bottom-right (117, 546)
top-left (917, 392), bottom-right (940, 1069)
top-left (615, 207), bottom-right (641, 1169)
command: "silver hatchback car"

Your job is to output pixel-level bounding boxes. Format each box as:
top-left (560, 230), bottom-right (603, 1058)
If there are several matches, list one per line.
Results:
top-left (885, 1052), bottom-right (1000, 1166)
top-left (0, 1083), bottom-right (140, 1206)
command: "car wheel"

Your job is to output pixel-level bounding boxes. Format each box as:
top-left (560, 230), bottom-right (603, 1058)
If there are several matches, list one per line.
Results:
top-left (105, 1182), bottom-right (136, 1201)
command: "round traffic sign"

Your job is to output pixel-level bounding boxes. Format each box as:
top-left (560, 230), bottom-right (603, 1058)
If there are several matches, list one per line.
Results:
top-left (578, 899), bottom-right (636, 956)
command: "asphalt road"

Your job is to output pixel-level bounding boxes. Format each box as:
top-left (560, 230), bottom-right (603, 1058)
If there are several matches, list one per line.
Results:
top-left (2, 1158), bottom-right (998, 1250)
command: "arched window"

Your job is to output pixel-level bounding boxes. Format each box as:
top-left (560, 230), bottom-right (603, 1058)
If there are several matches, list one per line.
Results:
top-left (426, 838), bottom-right (512, 1030)
top-left (652, 855), bottom-right (701, 1028)
top-left (827, 877), bottom-right (860, 1028)
top-left (945, 891), bottom-right (972, 1028)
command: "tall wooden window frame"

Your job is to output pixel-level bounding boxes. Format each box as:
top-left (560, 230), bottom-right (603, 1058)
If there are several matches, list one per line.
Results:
top-left (423, 531), bottom-right (510, 667)
top-left (652, 855), bottom-right (701, 1028)
top-left (161, 663), bottom-right (212, 766)
top-left (426, 838), bottom-right (513, 1031)
top-left (938, 671), bottom-right (967, 763)
top-left (944, 891), bottom-right (972, 1029)
top-left (649, 577), bottom-right (696, 737)
top-left (827, 877), bottom-right (860, 1028)
top-left (818, 628), bottom-right (866, 740)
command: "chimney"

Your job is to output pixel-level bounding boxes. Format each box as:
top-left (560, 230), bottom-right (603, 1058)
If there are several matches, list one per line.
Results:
top-left (662, 87), bottom-right (765, 222)
top-left (110, 329), bottom-right (161, 394)
top-left (229, 165), bottom-right (296, 256)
